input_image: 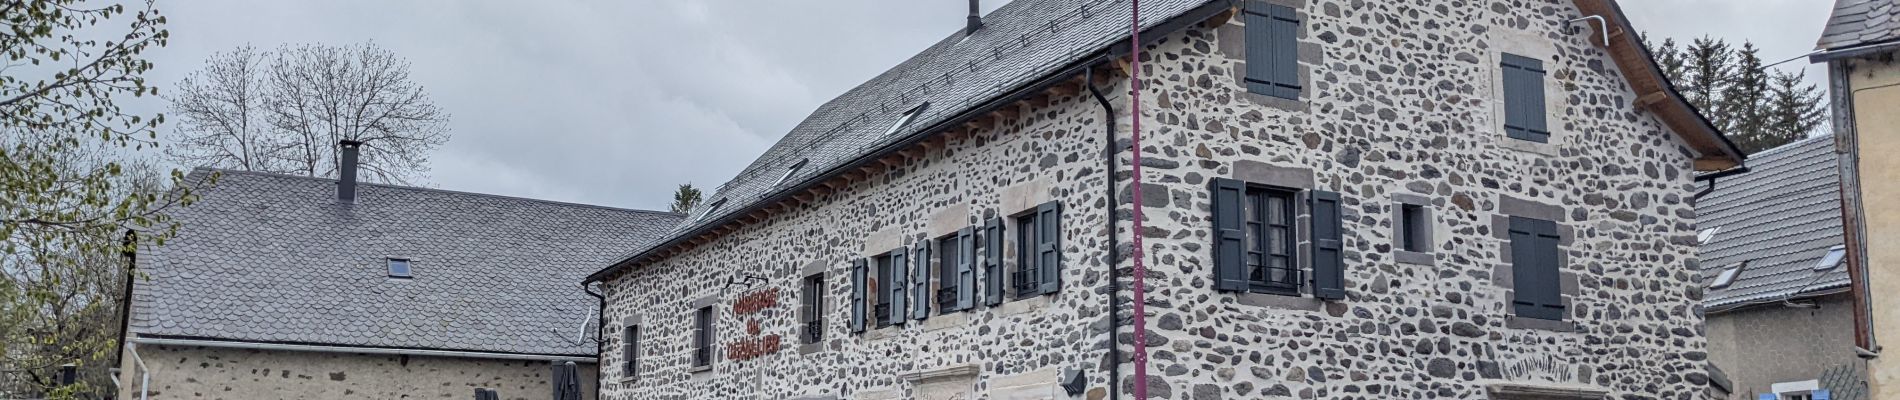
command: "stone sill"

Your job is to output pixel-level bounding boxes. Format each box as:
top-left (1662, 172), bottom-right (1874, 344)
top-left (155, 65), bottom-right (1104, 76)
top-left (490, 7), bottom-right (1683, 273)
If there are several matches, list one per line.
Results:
top-left (1394, 250), bottom-right (1435, 266)
top-left (688, 364), bottom-right (712, 374)
top-left (1506, 316), bottom-right (1576, 332)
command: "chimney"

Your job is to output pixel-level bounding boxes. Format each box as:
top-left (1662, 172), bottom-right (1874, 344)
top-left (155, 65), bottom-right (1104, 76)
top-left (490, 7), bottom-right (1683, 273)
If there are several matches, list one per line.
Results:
top-left (966, 0), bottom-right (983, 35)
top-left (338, 140), bottom-right (362, 203)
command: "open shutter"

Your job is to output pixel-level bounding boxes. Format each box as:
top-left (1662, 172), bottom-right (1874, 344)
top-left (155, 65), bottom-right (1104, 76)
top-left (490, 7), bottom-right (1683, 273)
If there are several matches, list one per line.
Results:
top-left (1243, 2), bottom-right (1301, 99)
top-left (912, 244), bottom-right (930, 320)
top-left (1510, 217), bottom-right (1565, 320)
top-left (1210, 178), bottom-right (1248, 292)
top-left (889, 247), bottom-right (908, 326)
top-left (1309, 191), bottom-right (1346, 299)
top-left (956, 227), bottom-right (977, 310)
top-left (1036, 202), bottom-right (1062, 295)
top-left (983, 218), bottom-right (1004, 306)
top-left (850, 259), bottom-right (866, 333)
top-left (1502, 54), bottom-right (1549, 143)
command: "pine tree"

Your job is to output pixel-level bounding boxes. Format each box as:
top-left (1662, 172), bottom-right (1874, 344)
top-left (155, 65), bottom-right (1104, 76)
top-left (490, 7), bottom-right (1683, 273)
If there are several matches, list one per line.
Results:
top-left (1647, 34), bottom-right (1829, 154)
top-left (1682, 37), bottom-right (1733, 112)
top-left (1719, 42), bottom-right (1771, 150)
top-left (1646, 36), bottom-right (1687, 83)
top-left (1763, 70), bottom-right (1826, 147)
top-left (670, 184), bottom-right (703, 214)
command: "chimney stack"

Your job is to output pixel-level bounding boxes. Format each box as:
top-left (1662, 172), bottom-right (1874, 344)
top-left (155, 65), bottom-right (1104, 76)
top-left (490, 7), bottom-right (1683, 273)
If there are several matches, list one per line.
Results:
top-left (966, 0), bottom-right (983, 35)
top-left (338, 140), bottom-right (362, 203)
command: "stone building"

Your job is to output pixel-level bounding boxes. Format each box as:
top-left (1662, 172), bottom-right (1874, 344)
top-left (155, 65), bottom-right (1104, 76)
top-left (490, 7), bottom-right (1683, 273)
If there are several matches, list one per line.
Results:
top-left (583, 0), bottom-right (1745, 399)
top-left (114, 145), bottom-right (682, 399)
top-left (1695, 135), bottom-right (1866, 399)
top-left (1812, 0), bottom-right (1900, 397)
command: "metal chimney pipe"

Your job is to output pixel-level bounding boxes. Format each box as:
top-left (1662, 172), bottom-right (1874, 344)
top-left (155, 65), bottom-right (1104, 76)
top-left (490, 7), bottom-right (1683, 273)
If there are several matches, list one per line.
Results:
top-left (966, 0), bottom-right (983, 35)
top-left (338, 140), bottom-right (363, 203)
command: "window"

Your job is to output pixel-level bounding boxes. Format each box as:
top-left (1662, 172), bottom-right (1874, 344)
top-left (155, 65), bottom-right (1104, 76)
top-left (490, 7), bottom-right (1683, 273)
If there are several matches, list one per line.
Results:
top-left (1244, 187), bottom-right (1301, 294)
top-left (775, 159), bottom-right (808, 187)
top-left (874, 254), bottom-right (895, 328)
top-left (800, 274), bottom-right (824, 344)
top-left (1398, 204), bottom-right (1429, 253)
top-left (1697, 226), bottom-right (1722, 244)
top-left (387, 258), bottom-right (412, 278)
top-left (692, 306), bottom-right (713, 368)
top-left (883, 103), bottom-right (929, 136)
top-left (937, 228), bottom-right (976, 313)
top-left (696, 198), bottom-right (727, 223)
top-left (1209, 178), bottom-right (1344, 299)
top-left (1710, 262), bottom-right (1745, 289)
top-left (1011, 202), bottom-right (1062, 298)
top-left (1817, 245), bottom-right (1847, 271)
top-left (1242, 2), bottom-right (1301, 99)
top-left (1501, 53), bottom-right (1550, 143)
top-left (622, 325), bottom-right (639, 377)
top-left (1508, 216), bottom-right (1564, 320)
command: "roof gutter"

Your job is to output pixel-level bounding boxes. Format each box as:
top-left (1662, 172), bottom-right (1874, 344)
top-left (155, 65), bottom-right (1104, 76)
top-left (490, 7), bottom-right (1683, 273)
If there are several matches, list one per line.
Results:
top-left (1810, 39), bottom-right (1900, 63)
top-left (586, 0), bottom-right (1241, 284)
top-left (130, 336), bottom-right (598, 363)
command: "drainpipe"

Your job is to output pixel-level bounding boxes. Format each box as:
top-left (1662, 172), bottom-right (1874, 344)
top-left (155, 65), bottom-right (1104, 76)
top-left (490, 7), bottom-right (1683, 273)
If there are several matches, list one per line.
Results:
top-left (1086, 66), bottom-right (1124, 400)
top-left (1690, 166), bottom-right (1750, 203)
top-left (583, 283), bottom-right (607, 400)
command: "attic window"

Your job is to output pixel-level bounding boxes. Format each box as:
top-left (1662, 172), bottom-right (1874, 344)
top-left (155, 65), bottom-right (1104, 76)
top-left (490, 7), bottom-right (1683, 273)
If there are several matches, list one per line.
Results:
top-left (775, 159), bottom-right (809, 187)
top-left (387, 258), bottom-right (412, 278)
top-left (697, 198), bottom-right (728, 223)
top-left (1710, 262), bottom-right (1744, 289)
top-left (883, 103), bottom-right (929, 136)
top-left (1697, 227), bottom-right (1721, 244)
top-left (1816, 246), bottom-right (1847, 271)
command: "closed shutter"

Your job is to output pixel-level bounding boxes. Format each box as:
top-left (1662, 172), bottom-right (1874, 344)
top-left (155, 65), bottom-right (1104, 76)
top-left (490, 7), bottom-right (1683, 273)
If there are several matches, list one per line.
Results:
top-left (1036, 202), bottom-right (1062, 295)
top-left (1309, 190), bottom-right (1346, 300)
top-left (1502, 53), bottom-right (1550, 143)
top-left (956, 227), bottom-right (977, 310)
top-left (911, 244), bottom-right (930, 320)
top-left (1210, 178), bottom-right (1248, 292)
top-left (889, 247), bottom-right (909, 326)
top-left (1243, 2), bottom-right (1301, 99)
top-left (850, 259), bottom-right (866, 333)
top-left (983, 217), bottom-right (1004, 306)
top-left (1509, 217), bottom-right (1565, 320)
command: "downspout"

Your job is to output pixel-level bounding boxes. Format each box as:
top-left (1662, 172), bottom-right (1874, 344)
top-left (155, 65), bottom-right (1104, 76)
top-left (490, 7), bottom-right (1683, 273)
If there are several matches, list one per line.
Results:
top-left (1086, 66), bottom-right (1123, 400)
top-left (583, 282), bottom-right (607, 400)
top-left (1690, 166), bottom-right (1749, 203)
top-left (1126, 1), bottom-right (1152, 398)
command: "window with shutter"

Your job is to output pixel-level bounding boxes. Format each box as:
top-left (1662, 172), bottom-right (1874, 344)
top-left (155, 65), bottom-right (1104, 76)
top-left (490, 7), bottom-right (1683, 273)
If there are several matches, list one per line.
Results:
top-left (1309, 191), bottom-right (1346, 299)
top-left (874, 254), bottom-right (894, 328)
top-left (622, 325), bottom-right (638, 377)
top-left (939, 227), bottom-right (977, 312)
top-left (1250, 188), bottom-right (1301, 294)
top-left (1501, 53), bottom-right (1550, 143)
top-left (911, 244), bottom-right (930, 321)
top-left (1013, 212), bottom-right (1039, 298)
top-left (1508, 216), bottom-right (1565, 320)
top-left (851, 259), bottom-right (867, 333)
top-left (983, 218), bottom-right (1004, 306)
top-left (1243, 1), bottom-right (1301, 99)
top-left (1036, 202), bottom-right (1062, 295)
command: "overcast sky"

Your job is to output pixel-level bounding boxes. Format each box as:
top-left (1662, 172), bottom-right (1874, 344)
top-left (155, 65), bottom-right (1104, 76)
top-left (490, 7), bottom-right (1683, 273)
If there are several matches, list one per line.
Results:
top-left (132, 0), bottom-right (1837, 211)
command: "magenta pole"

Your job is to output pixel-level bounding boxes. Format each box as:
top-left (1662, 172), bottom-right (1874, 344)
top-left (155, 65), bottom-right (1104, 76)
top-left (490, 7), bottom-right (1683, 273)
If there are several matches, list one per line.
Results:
top-left (1127, 0), bottom-right (1150, 399)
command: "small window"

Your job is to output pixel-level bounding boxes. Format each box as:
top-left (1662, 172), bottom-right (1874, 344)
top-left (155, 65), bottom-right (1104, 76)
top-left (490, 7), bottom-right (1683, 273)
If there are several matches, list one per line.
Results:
top-left (622, 325), bottom-right (639, 377)
top-left (1399, 203), bottom-right (1429, 253)
top-left (387, 258), bottom-right (412, 278)
top-left (799, 274), bottom-right (824, 344)
top-left (883, 104), bottom-right (928, 136)
top-left (935, 228), bottom-right (976, 313)
top-left (874, 253), bottom-right (896, 328)
top-left (692, 306), bottom-right (714, 368)
top-left (1011, 202), bottom-right (1062, 298)
top-left (1244, 187), bottom-right (1301, 294)
top-left (1711, 262), bottom-right (1745, 289)
top-left (1697, 226), bottom-right (1722, 244)
top-left (1816, 246), bottom-right (1847, 271)
top-left (1242, 2), bottom-right (1301, 99)
top-left (937, 234), bottom-right (961, 311)
top-left (696, 198), bottom-right (727, 223)
top-left (1501, 53), bottom-right (1550, 143)
top-left (775, 159), bottom-right (808, 187)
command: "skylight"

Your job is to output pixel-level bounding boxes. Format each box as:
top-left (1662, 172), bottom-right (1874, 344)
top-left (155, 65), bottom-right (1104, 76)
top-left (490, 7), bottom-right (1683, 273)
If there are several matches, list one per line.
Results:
top-left (387, 258), bottom-right (412, 279)
top-left (1816, 245), bottom-right (1847, 271)
top-left (883, 103), bottom-right (929, 136)
top-left (697, 198), bottom-right (727, 223)
top-left (1697, 226), bottom-right (1722, 244)
top-left (1710, 262), bottom-right (1744, 289)
top-left (775, 159), bottom-right (809, 187)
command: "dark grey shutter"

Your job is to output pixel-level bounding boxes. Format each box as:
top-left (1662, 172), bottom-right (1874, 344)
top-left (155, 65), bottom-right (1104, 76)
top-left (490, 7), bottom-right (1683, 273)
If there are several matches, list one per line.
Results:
top-left (1243, 2), bottom-right (1301, 99)
top-left (1210, 178), bottom-right (1248, 292)
top-left (889, 247), bottom-right (908, 325)
top-left (912, 244), bottom-right (930, 320)
top-left (1309, 191), bottom-right (1346, 299)
top-left (1510, 217), bottom-right (1565, 320)
top-left (1036, 202), bottom-right (1062, 295)
top-left (1502, 53), bottom-right (1549, 143)
top-left (850, 259), bottom-right (866, 333)
top-left (956, 227), bottom-right (977, 310)
top-left (983, 217), bottom-right (1004, 306)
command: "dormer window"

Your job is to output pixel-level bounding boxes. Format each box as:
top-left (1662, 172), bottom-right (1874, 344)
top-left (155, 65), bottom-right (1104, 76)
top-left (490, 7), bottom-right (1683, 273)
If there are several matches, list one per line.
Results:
top-left (775, 159), bottom-right (808, 187)
top-left (387, 258), bottom-right (412, 279)
top-left (883, 104), bottom-right (928, 137)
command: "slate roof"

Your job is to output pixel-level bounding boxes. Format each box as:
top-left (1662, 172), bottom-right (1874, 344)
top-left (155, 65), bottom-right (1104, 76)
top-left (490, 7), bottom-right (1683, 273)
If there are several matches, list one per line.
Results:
top-left (1818, 0), bottom-right (1900, 50)
top-left (1696, 135), bottom-right (1849, 310)
top-left (131, 169), bottom-right (683, 356)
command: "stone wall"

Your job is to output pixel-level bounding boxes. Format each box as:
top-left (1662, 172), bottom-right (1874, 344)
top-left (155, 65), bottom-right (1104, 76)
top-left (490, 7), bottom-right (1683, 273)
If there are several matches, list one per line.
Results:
top-left (597, 0), bottom-right (1716, 399)
top-left (116, 344), bottom-right (595, 400)
top-left (1704, 293), bottom-right (1864, 398)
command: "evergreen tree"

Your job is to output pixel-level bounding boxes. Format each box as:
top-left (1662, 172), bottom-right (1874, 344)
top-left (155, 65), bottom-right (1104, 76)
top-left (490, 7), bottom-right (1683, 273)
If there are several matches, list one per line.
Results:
top-left (1719, 42), bottom-right (1771, 149)
top-left (1646, 36), bottom-right (1687, 83)
top-left (1647, 34), bottom-right (1829, 154)
top-left (670, 184), bottom-right (703, 214)
top-left (1763, 70), bottom-right (1826, 148)
top-left (1682, 37), bottom-right (1732, 110)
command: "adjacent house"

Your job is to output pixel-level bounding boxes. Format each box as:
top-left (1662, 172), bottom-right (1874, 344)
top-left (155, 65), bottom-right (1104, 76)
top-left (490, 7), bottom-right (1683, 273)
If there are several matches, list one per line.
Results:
top-left (113, 143), bottom-right (683, 399)
top-left (1696, 135), bottom-right (1866, 399)
top-left (583, 0), bottom-right (1745, 399)
top-left (1812, 0), bottom-right (1900, 397)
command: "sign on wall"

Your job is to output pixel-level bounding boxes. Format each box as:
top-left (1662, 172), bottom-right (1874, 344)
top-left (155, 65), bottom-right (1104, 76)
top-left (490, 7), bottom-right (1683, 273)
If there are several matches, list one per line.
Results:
top-left (727, 288), bottom-right (781, 361)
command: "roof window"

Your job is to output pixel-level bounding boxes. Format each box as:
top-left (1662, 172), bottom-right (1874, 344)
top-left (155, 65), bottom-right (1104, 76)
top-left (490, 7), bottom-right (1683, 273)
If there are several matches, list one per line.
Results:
top-left (775, 159), bottom-right (809, 187)
top-left (697, 198), bottom-right (728, 223)
top-left (1710, 262), bottom-right (1744, 289)
top-left (883, 103), bottom-right (929, 137)
top-left (387, 258), bottom-right (412, 278)
top-left (1697, 226), bottom-right (1721, 244)
top-left (1816, 245), bottom-right (1847, 271)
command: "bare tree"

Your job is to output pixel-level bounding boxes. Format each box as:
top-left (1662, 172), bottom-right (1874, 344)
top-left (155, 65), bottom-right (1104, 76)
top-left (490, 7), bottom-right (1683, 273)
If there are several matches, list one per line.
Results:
top-left (168, 42), bottom-right (450, 184)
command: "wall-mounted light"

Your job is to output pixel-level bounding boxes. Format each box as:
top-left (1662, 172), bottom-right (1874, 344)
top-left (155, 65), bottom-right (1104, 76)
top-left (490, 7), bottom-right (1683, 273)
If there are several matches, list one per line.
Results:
top-left (723, 274), bottom-right (768, 292)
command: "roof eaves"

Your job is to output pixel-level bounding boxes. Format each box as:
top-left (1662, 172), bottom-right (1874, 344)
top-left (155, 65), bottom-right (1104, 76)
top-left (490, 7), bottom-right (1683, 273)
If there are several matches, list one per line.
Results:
top-left (1575, 0), bottom-right (1747, 171)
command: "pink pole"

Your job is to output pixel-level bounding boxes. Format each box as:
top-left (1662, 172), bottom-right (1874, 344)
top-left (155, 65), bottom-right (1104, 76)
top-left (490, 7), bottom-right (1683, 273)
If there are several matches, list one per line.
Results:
top-left (1127, 0), bottom-right (1150, 399)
